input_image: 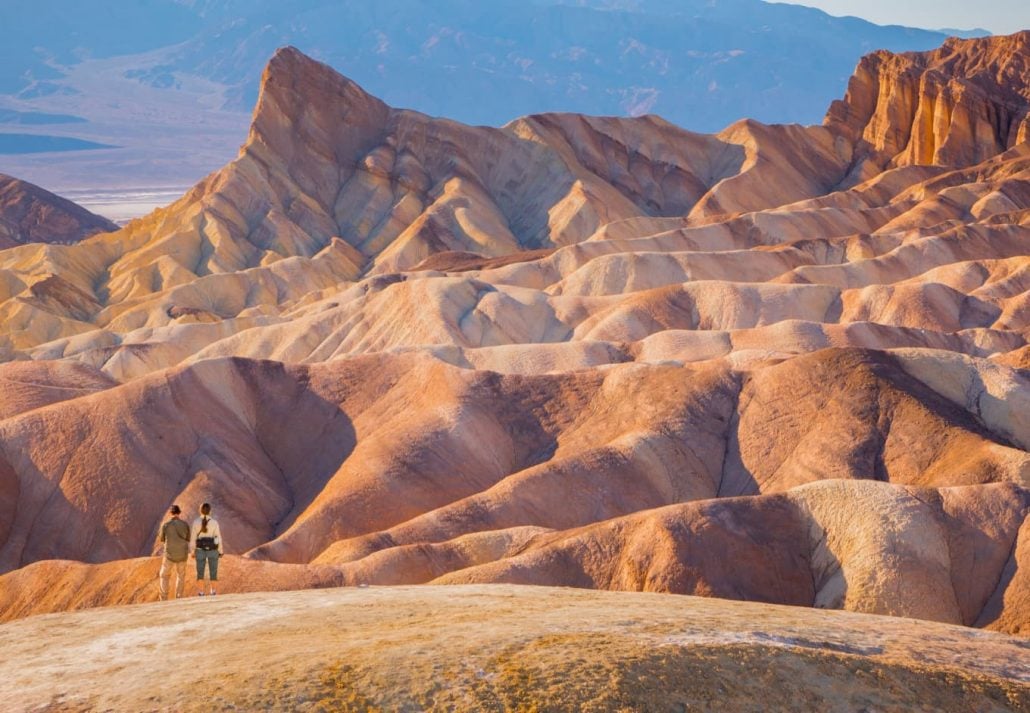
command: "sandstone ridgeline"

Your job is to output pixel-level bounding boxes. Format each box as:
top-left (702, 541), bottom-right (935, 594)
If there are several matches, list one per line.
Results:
top-left (0, 32), bottom-right (1028, 644)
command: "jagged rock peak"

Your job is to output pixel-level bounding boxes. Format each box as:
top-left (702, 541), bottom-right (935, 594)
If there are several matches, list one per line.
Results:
top-left (255, 46), bottom-right (387, 117)
top-left (826, 30), bottom-right (1030, 178)
top-left (246, 46), bottom-right (390, 163)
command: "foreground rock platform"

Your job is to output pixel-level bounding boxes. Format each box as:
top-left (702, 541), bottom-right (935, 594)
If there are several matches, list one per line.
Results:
top-left (1, 585), bottom-right (1027, 712)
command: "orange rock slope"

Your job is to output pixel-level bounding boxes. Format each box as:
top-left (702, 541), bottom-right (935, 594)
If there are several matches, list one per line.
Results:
top-left (827, 31), bottom-right (1030, 177)
top-left (0, 33), bottom-right (1028, 635)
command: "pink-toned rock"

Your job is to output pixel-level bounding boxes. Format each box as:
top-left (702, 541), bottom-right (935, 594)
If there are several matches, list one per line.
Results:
top-left (0, 173), bottom-right (116, 249)
top-left (0, 33), bottom-right (1027, 645)
top-left (0, 360), bottom-right (116, 420)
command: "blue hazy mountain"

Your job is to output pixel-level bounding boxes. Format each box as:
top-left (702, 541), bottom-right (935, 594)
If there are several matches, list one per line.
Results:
top-left (0, 1), bottom-right (201, 93)
top-left (937, 27), bottom-right (993, 39)
top-left (0, 134), bottom-right (115, 155)
top-left (1, 0), bottom-right (958, 132)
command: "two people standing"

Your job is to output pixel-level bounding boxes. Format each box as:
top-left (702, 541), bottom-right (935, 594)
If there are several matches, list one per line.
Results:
top-left (157, 502), bottom-right (225, 600)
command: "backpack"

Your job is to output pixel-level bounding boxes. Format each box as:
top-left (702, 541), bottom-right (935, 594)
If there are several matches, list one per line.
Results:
top-left (196, 517), bottom-right (218, 550)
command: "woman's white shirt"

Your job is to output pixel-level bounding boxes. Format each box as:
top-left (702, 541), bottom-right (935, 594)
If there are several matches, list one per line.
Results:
top-left (190, 517), bottom-right (224, 554)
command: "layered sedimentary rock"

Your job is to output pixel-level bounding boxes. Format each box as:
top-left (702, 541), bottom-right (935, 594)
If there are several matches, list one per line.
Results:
top-left (0, 47), bottom-right (861, 361)
top-left (826, 30), bottom-right (1030, 181)
top-left (1, 350), bottom-right (1028, 632)
top-left (0, 173), bottom-right (116, 250)
top-left (0, 33), bottom-right (1028, 637)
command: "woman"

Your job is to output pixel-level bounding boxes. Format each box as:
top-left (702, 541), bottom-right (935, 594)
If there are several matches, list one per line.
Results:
top-left (190, 503), bottom-right (225, 596)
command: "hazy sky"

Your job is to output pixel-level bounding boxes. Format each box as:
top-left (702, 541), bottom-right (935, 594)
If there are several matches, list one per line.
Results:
top-left (775, 1), bottom-right (1030, 35)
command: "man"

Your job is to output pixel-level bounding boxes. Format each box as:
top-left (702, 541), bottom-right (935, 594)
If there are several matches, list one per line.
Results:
top-left (157, 504), bottom-right (191, 600)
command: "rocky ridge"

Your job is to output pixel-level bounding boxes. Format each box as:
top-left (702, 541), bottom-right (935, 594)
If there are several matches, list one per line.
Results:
top-left (0, 33), bottom-right (1028, 639)
top-left (0, 173), bottom-right (116, 250)
top-left (826, 30), bottom-right (1030, 181)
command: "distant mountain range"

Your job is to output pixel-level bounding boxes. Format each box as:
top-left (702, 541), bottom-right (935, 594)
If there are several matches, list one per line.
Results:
top-left (0, 0), bottom-right (995, 197)
top-left (4, 0), bottom-right (969, 127)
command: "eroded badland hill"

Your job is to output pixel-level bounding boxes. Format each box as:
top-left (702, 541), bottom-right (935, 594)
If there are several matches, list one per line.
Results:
top-left (1, 29), bottom-right (1030, 712)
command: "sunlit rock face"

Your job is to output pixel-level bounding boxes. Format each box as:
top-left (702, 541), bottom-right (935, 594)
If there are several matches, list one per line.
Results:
top-left (826, 31), bottom-right (1030, 183)
top-left (0, 34), bottom-right (1028, 638)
